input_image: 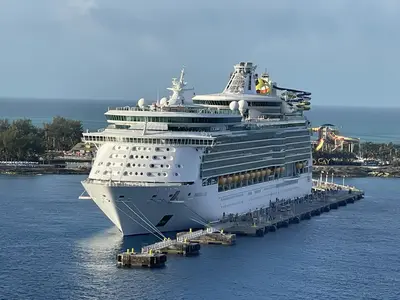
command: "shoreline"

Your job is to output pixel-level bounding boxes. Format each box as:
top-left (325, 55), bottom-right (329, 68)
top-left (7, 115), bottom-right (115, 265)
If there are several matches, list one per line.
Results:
top-left (312, 165), bottom-right (400, 178)
top-left (1, 165), bottom-right (400, 178)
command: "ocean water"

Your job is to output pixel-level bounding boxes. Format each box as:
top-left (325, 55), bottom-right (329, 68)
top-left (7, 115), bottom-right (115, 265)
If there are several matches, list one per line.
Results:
top-left (0, 175), bottom-right (399, 300)
top-left (0, 98), bottom-right (399, 143)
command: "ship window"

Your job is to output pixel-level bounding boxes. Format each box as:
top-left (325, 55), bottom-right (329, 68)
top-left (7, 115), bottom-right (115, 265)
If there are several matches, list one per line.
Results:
top-left (126, 163), bottom-right (131, 167)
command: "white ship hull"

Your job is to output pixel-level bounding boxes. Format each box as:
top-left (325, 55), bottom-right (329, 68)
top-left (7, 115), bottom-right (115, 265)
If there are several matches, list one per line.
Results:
top-left (82, 173), bottom-right (312, 236)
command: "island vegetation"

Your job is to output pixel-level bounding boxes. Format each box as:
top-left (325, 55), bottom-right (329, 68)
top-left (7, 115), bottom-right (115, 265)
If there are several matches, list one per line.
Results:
top-left (0, 117), bottom-right (83, 161)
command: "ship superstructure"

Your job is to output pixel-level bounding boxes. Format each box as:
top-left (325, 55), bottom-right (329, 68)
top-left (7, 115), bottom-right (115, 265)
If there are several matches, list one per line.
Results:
top-left (80, 62), bottom-right (313, 236)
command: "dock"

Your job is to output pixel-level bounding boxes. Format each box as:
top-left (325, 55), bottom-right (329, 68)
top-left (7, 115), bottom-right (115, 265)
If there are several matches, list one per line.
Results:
top-left (116, 179), bottom-right (364, 267)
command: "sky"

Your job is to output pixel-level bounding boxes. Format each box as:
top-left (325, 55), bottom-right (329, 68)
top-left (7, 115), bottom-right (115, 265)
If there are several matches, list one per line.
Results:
top-left (0, 0), bottom-right (399, 107)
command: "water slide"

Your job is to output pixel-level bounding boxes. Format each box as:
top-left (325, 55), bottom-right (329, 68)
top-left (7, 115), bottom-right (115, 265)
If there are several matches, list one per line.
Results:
top-left (315, 139), bottom-right (324, 151)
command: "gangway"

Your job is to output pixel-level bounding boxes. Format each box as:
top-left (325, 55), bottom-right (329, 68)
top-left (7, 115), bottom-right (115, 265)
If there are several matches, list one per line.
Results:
top-left (141, 227), bottom-right (221, 253)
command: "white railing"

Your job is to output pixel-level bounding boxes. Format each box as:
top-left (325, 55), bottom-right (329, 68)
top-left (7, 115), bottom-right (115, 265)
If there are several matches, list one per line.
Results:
top-left (141, 227), bottom-right (219, 253)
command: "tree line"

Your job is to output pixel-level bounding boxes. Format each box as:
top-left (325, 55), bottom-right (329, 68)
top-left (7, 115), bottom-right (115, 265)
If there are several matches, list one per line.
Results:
top-left (0, 117), bottom-right (83, 161)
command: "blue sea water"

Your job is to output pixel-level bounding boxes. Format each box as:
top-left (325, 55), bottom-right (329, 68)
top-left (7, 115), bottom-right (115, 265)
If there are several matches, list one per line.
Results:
top-left (0, 175), bottom-right (399, 300)
top-left (0, 98), bottom-right (399, 143)
top-left (1, 99), bottom-right (400, 299)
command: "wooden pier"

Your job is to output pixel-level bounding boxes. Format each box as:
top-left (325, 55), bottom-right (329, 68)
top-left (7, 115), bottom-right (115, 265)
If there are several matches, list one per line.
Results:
top-left (116, 180), bottom-right (364, 268)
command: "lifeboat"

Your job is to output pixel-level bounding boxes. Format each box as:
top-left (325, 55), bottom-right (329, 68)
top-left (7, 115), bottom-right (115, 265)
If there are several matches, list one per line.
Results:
top-left (240, 174), bottom-right (245, 181)
top-left (227, 176), bottom-right (233, 183)
top-left (281, 167), bottom-right (285, 173)
top-left (275, 167), bottom-right (281, 173)
top-left (261, 169), bottom-right (267, 176)
top-left (266, 169), bottom-right (272, 175)
top-left (218, 177), bottom-right (226, 185)
top-left (296, 163), bottom-right (301, 169)
top-left (234, 175), bottom-right (239, 182)
top-left (251, 171), bottom-right (256, 179)
top-left (256, 171), bottom-right (261, 178)
top-left (245, 173), bottom-right (251, 180)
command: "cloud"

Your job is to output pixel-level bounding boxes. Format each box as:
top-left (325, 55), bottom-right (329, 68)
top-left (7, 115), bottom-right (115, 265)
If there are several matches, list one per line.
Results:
top-left (0, 0), bottom-right (399, 106)
top-left (67, 0), bottom-right (98, 16)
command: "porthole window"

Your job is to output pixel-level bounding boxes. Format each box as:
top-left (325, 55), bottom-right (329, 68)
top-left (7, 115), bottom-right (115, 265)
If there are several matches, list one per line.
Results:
top-left (129, 172), bottom-right (133, 175)
top-left (106, 162), bottom-right (111, 166)
top-left (174, 173), bottom-right (179, 176)
top-left (153, 156), bottom-right (157, 159)
top-left (132, 147), bottom-right (136, 151)
top-left (147, 172), bottom-right (152, 176)
top-left (161, 164), bottom-right (164, 168)
top-left (143, 164), bottom-right (146, 167)
top-left (150, 164), bottom-right (154, 168)
top-left (120, 163), bottom-right (123, 166)
top-left (166, 148), bottom-right (170, 151)
top-left (135, 172), bottom-right (138, 175)
top-left (118, 146), bottom-right (121, 149)
top-left (115, 154), bottom-right (119, 158)
top-left (138, 164), bottom-right (141, 167)
top-left (177, 164), bottom-right (181, 168)
top-left (146, 156), bottom-right (149, 159)
top-left (163, 173), bottom-right (167, 177)
top-left (103, 171), bottom-right (108, 175)
top-left (158, 173), bottom-right (161, 176)
top-left (126, 163), bottom-right (131, 167)
top-left (132, 163), bottom-right (136, 167)
top-left (126, 146), bottom-right (129, 150)
top-left (140, 156), bottom-right (144, 159)
top-left (112, 162), bottom-right (115, 166)
top-left (123, 171), bottom-right (128, 176)
top-left (155, 147), bottom-right (160, 151)
top-left (163, 156), bottom-right (166, 159)
top-left (135, 155), bottom-right (139, 159)
top-left (140, 172), bottom-right (143, 175)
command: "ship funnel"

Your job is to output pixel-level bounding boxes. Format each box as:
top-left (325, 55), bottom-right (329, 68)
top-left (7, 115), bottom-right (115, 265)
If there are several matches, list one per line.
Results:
top-left (223, 62), bottom-right (257, 95)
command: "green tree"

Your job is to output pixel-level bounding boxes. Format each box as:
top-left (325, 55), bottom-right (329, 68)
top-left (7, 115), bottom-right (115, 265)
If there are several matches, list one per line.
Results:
top-left (0, 119), bottom-right (45, 160)
top-left (43, 116), bottom-right (83, 151)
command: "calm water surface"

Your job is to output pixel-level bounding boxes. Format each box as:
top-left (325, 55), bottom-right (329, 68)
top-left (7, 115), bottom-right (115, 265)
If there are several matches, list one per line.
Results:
top-left (0, 175), bottom-right (399, 300)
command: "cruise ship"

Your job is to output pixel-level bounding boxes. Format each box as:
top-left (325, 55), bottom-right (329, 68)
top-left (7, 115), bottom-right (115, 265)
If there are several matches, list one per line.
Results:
top-left (80, 62), bottom-right (313, 236)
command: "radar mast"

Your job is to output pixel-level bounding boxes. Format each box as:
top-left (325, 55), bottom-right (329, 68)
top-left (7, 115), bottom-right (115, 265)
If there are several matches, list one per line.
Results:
top-left (167, 67), bottom-right (194, 105)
